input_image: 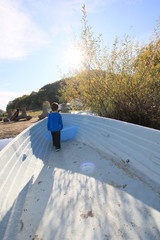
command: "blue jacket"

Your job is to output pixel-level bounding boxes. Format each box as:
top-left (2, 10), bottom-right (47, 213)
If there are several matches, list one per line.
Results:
top-left (47, 112), bottom-right (63, 132)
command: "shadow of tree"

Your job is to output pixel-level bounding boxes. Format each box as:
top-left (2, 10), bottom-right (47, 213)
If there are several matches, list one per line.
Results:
top-left (15, 132), bottom-right (159, 240)
top-left (0, 178), bottom-right (33, 240)
top-left (1, 120), bottom-right (160, 240)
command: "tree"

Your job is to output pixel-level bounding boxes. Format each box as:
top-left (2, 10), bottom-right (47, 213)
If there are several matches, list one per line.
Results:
top-left (7, 80), bottom-right (64, 111)
top-left (61, 6), bottom-right (160, 129)
top-left (61, 5), bottom-right (107, 112)
top-left (42, 101), bottom-right (50, 109)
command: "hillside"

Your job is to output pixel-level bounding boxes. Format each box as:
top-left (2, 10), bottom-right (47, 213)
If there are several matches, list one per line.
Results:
top-left (6, 79), bottom-right (66, 111)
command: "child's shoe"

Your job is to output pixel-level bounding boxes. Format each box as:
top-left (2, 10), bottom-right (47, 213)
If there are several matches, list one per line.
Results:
top-left (55, 148), bottom-right (60, 152)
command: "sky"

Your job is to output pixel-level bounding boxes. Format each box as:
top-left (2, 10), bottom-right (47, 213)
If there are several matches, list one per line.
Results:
top-left (0, 0), bottom-right (159, 110)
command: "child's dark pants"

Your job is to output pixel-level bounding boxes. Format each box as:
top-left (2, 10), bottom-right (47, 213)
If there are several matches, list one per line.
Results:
top-left (51, 131), bottom-right (61, 149)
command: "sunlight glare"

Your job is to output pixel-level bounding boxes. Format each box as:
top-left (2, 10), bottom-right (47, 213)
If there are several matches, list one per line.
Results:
top-left (65, 46), bottom-right (83, 69)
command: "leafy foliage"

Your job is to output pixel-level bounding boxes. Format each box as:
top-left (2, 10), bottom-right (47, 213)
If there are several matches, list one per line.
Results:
top-left (61, 6), bottom-right (160, 129)
top-left (6, 6), bottom-right (160, 129)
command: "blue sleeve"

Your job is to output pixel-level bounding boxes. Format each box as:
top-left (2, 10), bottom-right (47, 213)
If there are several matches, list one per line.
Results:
top-left (47, 115), bottom-right (50, 130)
top-left (60, 114), bottom-right (63, 130)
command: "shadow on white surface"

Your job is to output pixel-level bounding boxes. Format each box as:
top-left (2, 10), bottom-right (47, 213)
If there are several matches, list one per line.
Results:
top-left (0, 138), bottom-right (13, 151)
top-left (0, 114), bottom-right (160, 240)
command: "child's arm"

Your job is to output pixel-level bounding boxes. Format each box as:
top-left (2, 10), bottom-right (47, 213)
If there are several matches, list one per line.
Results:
top-left (47, 115), bottom-right (50, 130)
top-left (60, 115), bottom-right (63, 130)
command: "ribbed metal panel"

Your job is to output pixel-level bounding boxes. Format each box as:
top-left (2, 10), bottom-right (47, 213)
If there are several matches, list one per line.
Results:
top-left (0, 114), bottom-right (160, 240)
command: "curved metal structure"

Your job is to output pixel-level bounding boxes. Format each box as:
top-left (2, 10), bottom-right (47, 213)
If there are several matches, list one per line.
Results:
top-left (0, 113), bottom-right (160, 240)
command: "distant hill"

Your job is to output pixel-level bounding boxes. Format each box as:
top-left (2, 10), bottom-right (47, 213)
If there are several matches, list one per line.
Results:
top-left (7, 79), bottom-right (66, 111)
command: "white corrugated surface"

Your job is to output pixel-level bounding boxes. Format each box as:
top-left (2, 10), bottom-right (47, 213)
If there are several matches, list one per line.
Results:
top-left (0, 114), bottom-right (160, 240)
top-left (63, 114), bottom-right (160, 184)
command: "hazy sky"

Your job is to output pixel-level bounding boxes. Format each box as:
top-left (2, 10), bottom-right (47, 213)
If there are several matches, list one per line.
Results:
top-left (0, 0), bottom-right (159, 110)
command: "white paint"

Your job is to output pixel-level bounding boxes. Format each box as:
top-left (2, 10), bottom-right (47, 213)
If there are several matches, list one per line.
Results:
top-left (62, 114), bottom-right (160, 185)
top-left (0, 114), bottom-right (160, 240)
top-left (0, 138), bottom-right (13, 151)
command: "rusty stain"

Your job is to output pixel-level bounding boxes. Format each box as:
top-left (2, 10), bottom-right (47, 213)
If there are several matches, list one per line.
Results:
top-left (80, 210), bottom-right (94, 218)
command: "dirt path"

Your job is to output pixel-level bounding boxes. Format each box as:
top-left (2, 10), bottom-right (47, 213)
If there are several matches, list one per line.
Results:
top-left (0, 117), bottom-right (39, 139)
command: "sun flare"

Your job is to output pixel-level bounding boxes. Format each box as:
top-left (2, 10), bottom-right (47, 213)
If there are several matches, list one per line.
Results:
top-left (64, 46), bottom-right (83, 69)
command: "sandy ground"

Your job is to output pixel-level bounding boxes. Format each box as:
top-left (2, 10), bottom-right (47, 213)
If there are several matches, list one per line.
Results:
top-left (0, 117), bottom-right (39, 139)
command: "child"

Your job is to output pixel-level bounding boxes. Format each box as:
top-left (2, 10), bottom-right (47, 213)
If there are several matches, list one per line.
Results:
top-left (47, 102), bottom-right (63, 151)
